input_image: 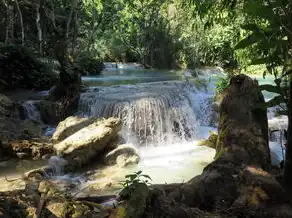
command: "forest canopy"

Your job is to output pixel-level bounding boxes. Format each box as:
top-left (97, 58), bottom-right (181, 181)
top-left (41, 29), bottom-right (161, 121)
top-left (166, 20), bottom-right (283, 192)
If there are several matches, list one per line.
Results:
top-left (0, 0), bottom-right (253, 70)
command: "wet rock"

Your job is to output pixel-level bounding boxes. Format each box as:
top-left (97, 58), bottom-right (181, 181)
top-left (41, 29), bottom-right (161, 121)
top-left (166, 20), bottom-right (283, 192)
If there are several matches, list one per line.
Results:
top-left (52, 116), bottom-right (97, 142)
top-left (198, 132), bottom-right (217, 149)
top-left (0, 187), bottom-right (111, 218)
top-left (215, 74), bottom-right (270, 167)
top-left (54, 117), bottom-right (122, 170)
top-left (16, 152), bottom-right (29, 159)
top-left (120, 183), bottom-right (150, 218)
top-left (104, 144), bottom-right (140, 167)
top-left (24, 166), bottom-right (54, 180)
top-left (116, 155), bottom-right (140, 168)
top-left (9, 139), bottom-right (54, 160)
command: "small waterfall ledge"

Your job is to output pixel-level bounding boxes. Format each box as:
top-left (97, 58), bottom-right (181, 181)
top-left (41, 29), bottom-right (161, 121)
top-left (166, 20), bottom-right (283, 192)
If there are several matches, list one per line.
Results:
top-left (78, 80), bottom-right (215, 145)
top-left (22, 100), bottom-right (41, 121)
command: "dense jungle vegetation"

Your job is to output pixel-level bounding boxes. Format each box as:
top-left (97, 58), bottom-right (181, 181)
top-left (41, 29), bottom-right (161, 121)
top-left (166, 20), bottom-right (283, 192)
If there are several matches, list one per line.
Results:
top-left (0, 0), bottom-right (249, 74)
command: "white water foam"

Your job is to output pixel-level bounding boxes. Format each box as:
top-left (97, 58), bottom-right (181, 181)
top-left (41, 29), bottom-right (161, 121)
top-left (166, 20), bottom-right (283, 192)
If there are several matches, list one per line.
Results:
top-left (22, 100), bottom-right (41, 121)
top-left (78, 81), bottom-right (215, 146)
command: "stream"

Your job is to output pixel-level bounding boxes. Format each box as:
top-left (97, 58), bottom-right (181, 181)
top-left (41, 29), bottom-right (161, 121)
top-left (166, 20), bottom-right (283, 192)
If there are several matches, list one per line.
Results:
top-left (1, 66), bottom-right (288, 197)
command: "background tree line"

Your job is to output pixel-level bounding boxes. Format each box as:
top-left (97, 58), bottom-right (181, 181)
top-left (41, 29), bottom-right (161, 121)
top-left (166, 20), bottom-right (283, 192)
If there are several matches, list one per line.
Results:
top-left (0, 0), bottom-right (248, 71)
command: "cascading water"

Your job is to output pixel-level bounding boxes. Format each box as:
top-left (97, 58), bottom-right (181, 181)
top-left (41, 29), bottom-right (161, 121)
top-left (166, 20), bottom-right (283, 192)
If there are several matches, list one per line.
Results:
top-left (78, 81), bottom-right (214, 146)
top-left (22, 100), bottom-right (41, 121)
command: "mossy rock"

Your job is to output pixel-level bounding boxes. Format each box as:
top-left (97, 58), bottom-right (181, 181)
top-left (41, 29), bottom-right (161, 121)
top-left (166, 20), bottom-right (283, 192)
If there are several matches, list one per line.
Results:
top-left (198, 132), bottom-right (218, 149)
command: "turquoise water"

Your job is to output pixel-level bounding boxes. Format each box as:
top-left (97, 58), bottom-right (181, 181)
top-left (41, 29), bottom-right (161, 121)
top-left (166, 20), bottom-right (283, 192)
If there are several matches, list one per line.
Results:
top-left (251, 75), bottom-right (279, 100)
top-left (82, 69), bottom-right (183, 86)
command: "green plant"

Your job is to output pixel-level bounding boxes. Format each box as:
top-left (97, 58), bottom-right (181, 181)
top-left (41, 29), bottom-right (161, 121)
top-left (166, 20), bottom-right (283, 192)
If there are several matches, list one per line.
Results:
top-left (75, 54), bottom-right (104, 75)
top-left (119, 170), bottom-right (152, 200)
top-left (215, 75), bottom-right (229, 94)
top-left (0, 44), bottom-right (58, 90)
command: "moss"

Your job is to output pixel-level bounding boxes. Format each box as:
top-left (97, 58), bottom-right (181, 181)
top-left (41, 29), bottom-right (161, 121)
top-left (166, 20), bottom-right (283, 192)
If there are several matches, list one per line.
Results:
top-left (198, 132), bottom-right (218, 149)
top-left (124, 183), bottom-right (150, 218)
top-left (71, 203), bottom-right (90, 218)
top-left (214, 146), bottom-right (228, 160)
top-left (247, 186), bottom-right (268, 206)
top-left (109, 206), bottom-right (126, 218)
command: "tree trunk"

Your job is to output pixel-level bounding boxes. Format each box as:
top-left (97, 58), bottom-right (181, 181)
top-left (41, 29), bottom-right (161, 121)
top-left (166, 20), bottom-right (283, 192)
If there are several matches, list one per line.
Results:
top-left (2, 0), bottom-right (8, 44)
top-left (66, 0), bottom-right (78, 42)
top-left (36, 1), bottom-right (43, 55)
top-left (15, 0), bottom-right (24, 45)
top-left (50, 0), bottom-right (56, 29)
top-left (5, 3), bottom-right (14, 43)
top-left (71, 11), bottom-right (78, 57)
top-left (284, 74), bottom-right (292, 195)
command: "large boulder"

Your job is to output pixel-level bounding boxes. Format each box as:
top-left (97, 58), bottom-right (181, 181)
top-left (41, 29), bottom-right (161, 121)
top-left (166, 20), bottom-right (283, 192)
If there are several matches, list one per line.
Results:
top-left (52, 116), bottom-right (97, 142)
top-left (9, 139), bottom-right (53, 160)
top-left (215, 74), bottom-right (270, 167)
top-left (54, 117), bottom-right (122, 170)
top-left (104, 144), bottom-right (140, 167)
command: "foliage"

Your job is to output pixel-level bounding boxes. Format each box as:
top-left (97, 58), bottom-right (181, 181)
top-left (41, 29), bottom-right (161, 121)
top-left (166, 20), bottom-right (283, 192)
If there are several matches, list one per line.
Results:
top-left (190, 0), bottom-right (292, 193)
top-left (215, 75), bottom-right (229, 94)
top-left (0, 0), bottom-right (248, 70)
top-left (75, 55), bottom-right (104, 75)
top-left (119, 170), bottom-right (151, 200)
top-left (0, 44), bottom-right (57, 90)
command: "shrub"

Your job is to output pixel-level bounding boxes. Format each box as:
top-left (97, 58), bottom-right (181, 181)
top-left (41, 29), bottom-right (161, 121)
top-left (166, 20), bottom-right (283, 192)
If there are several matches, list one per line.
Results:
top-left (0, 44), bottom-right (58, 90)
top-left (215, 75), bottom-right (229, 94)
top-left (75, 55), bottom-right (104, 75)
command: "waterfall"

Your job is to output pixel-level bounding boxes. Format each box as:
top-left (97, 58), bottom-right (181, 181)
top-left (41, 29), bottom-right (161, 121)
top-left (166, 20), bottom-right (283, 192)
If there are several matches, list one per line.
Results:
top-left (22, 100), bottom-right (41, 121)
top-left (78, 81), bottom-right (214, 145)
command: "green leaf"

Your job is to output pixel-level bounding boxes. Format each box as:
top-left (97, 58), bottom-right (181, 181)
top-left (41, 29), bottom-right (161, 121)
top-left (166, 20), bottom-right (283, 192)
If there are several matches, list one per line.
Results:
top-left (125, 174), bottom-right (137, 181)
top-left (234, 33), bottom-right (261, 50)
top-left (250, 58), bottom-right (270, 65)
top-left (259, 84), bottom-right (283, 95)
top-left (136, 170), bottom-right (142, 175)
top-left (244, 2), bottom-right (274, 21)
top-left (242, 24), bottom-right (261, 32)
top-left (141, 175), bottom-right (152, 180)
top-left (266, 95), bottom-right (285, 108)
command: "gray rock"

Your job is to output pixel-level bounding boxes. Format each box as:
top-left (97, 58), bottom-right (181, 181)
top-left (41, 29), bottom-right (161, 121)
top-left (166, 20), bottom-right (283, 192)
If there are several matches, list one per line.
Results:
top-left (104, 144), bottom-right (140, 167)
top-left (52, 116), bottom-right (97, 142)
top-left (53, 117), bottom-right (122, 170)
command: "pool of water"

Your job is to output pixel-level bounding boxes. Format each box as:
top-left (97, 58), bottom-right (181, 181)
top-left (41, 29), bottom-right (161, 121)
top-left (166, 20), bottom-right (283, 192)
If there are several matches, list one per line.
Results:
top-left (82, 69), bottom-right (183, 86)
